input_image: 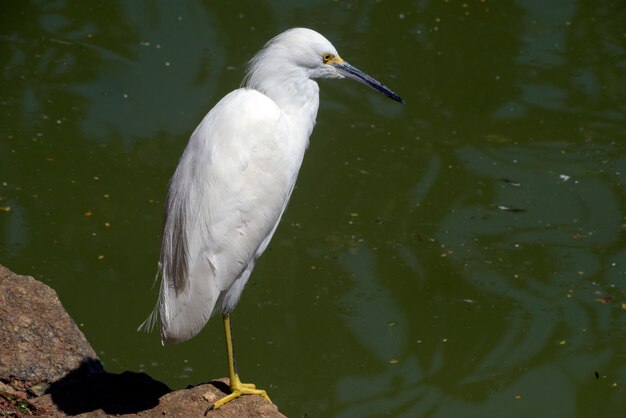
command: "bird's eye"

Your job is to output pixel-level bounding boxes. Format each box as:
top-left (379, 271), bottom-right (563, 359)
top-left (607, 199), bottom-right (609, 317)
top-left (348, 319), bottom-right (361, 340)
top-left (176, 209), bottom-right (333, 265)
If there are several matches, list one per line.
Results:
top-left (322, 53), bottom-right (334, 63)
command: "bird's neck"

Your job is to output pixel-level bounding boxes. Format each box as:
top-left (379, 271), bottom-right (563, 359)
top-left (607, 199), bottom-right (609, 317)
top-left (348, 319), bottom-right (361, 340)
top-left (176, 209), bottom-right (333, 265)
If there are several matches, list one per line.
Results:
top-left (247, 70), bottom-right (319, 137)
top-left (273, 77), bottom-right (319, 135)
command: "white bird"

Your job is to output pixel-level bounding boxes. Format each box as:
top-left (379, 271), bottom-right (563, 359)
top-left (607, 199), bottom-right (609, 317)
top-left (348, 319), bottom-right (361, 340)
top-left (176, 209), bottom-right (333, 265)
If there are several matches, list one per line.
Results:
top-left (140, 27), bottom-right (403, 411)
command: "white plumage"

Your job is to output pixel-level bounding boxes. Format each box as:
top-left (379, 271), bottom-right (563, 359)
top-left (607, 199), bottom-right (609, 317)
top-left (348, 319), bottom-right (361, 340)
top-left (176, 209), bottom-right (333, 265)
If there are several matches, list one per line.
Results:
top-left (140, 27), bottom-right (402, 408)
top-left (154, 86), bottom-right (311, 343)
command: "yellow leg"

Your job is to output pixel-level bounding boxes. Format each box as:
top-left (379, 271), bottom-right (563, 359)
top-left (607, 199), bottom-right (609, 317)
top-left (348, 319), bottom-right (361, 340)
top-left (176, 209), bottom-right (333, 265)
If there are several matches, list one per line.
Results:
top-left (205, 314), bottom-right (271, 414)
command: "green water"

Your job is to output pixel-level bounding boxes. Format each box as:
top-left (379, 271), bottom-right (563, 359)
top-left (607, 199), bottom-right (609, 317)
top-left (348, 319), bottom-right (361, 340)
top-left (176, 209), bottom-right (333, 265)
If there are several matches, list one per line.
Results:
top-left (1, 1), bottom-right (625, 417)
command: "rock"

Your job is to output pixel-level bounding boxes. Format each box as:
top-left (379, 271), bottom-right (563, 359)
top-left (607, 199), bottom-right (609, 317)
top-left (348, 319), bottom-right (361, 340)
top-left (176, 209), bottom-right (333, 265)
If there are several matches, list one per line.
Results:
top-left (31, 377), bottom-right (285, 417)
top-left (0, 265), bottom-right (286, 417)
top-left (0, 265), bottom-right (103, 385)
top-left (140, 379), bottom-right (284, 418)
top-left (30, 364), bottom-right (170, 416)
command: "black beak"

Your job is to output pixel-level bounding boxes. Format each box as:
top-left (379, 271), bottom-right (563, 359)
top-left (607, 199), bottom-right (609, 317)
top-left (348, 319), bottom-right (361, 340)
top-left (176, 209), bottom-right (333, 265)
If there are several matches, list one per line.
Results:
top-left (333, 61), bottom-right (404, 104)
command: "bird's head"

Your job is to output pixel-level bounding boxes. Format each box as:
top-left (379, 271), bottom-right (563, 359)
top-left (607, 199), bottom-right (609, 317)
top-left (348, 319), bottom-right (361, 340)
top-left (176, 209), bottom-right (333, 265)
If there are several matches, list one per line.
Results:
top-left (245, 28), bottom-right (404, 104)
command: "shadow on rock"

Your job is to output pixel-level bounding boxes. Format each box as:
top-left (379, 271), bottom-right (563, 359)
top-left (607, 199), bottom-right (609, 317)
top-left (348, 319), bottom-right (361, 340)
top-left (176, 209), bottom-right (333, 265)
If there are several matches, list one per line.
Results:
top-left (47, 358), bottom-right (171, 415)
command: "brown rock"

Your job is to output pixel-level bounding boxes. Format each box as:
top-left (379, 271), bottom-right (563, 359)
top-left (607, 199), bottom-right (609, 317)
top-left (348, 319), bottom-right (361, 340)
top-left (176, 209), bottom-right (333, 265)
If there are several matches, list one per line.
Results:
top-left (0, 264), bottom-right (103, 385)
top-left (30, 365), bottom-right (171, 416)
top-left (31, 377), bottom-right (284, 417)
top-left (0, 265), bottom-right (286, 418)
top-left (137, 379), bottom-right (285, 418)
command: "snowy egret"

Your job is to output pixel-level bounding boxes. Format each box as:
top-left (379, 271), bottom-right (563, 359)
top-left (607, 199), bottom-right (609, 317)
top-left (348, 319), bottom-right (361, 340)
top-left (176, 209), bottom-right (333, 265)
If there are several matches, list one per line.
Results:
top-left (140, 27), bottom-right (403, 411)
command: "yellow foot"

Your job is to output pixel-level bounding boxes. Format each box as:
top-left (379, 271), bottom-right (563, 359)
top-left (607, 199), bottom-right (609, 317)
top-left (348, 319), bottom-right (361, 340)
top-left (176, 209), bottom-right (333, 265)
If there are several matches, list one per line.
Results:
top-left (204, 378), bottom-right (271, 414)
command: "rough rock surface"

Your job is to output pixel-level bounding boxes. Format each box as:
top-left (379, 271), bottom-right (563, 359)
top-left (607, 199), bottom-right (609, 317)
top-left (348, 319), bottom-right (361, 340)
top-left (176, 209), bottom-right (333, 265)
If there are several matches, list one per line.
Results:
top-left (0, 265), bottom-right (286, 417)
top-left (0, 265), bottom-right (102, 384)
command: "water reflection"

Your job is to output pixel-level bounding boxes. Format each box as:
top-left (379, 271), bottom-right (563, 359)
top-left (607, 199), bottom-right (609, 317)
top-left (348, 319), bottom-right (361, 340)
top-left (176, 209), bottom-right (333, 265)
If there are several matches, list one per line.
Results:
top-left (333, 141), bottom-right (625, 417)
top-left (431, 142), bottom-right (625, 416)
top-left (335, 247), bottom-right (426, 417)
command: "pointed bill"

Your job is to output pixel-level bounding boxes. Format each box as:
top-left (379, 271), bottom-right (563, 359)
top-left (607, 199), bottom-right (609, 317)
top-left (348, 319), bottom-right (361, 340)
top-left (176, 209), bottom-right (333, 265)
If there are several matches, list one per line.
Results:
top-left (332, 61), bottom-right (404, 103)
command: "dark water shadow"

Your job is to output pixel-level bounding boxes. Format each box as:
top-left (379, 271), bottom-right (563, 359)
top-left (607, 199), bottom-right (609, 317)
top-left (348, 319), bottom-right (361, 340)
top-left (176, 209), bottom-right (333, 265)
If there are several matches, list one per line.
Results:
top-left (47, 358), bottom-right (171, 415)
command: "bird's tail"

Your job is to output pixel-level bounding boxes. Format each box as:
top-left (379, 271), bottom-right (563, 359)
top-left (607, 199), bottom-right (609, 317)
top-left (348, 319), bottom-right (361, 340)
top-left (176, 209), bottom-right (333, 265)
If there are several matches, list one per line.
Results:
top-left (139, 256), bottom-right (220, 344)
top-left (137, 266), bottom-right (165, 334)
top-left (137, 305), bottom-right (160, 334)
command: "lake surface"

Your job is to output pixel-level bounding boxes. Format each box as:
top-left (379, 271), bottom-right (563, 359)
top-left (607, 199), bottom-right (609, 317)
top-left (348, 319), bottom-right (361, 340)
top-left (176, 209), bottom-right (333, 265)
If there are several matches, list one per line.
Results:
top-left (1, 1), bottom-right (625, 417)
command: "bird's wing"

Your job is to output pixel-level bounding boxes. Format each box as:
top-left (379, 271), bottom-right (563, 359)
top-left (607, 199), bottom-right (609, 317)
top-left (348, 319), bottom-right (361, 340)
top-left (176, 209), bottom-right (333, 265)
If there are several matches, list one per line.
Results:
top-left (148, 88), bottom-right (302, 343)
